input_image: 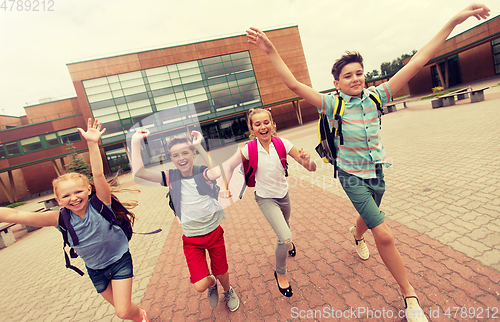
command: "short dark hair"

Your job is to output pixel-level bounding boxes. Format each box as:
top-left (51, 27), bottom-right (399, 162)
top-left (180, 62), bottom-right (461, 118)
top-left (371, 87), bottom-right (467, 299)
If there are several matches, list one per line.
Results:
top-left (331, 51), bottom-right (364, 81)
top-left (167, 136), bottom-right (195, 153)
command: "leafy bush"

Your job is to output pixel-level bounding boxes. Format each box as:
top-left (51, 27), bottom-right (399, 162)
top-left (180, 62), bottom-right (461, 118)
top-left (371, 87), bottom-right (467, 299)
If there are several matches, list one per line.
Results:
top-left (432, 86), bottom-right (444, 93)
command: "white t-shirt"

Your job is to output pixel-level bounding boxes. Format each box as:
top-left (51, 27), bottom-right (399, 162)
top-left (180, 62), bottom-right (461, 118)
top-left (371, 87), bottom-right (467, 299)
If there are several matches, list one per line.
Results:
top-left (241, 138), bottom-right (293, 198)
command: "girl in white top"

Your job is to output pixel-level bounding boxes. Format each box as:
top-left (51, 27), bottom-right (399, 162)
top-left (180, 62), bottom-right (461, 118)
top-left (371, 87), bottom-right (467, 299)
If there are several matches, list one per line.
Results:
top-left (223, 108), bottom-right (316, 297)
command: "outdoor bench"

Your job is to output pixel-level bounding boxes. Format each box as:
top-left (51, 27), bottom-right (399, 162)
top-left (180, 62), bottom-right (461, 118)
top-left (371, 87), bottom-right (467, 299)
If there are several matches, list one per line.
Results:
top-left (0, 223), bottom-right (17, 249)
top-left (431, 87), bottom-right (488, 108)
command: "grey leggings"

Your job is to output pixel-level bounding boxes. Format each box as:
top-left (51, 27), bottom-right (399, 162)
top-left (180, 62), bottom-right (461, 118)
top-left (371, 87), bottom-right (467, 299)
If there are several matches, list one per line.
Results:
top-left (254, 192), bottom-right (292, 275)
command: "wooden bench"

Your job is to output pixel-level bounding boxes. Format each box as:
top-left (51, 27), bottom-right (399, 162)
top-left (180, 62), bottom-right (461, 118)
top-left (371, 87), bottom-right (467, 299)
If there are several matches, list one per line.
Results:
top-left (0, 223), bottom-right (17, 249)
top-left (432, 87), bottom-right (488, 108)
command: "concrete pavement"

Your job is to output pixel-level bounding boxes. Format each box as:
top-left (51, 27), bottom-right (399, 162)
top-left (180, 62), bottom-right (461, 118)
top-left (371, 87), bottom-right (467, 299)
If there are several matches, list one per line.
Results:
top-left (1, 79), bottom-right (499, 321)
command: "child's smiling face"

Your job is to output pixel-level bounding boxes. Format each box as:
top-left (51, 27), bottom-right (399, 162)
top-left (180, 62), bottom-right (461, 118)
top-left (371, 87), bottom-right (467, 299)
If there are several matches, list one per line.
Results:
top-left (55, 178), bottom-right (92, 216)
top-left (250, 111), bottom-right (273, 142)
top-left (334, 62), bottom-right (365, 97)
top-left (169, 143), bottom-right (196, 177)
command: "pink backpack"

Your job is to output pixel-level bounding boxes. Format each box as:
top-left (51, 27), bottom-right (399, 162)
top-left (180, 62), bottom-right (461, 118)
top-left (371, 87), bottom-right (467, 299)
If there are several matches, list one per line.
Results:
top-left (239, 137), bottom-right (288, 198)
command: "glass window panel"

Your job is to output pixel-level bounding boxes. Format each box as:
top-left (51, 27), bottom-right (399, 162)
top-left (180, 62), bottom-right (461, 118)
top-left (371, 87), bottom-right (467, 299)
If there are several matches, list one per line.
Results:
top-left (179, 67), bottom-right (201, 77)
top-left (0, 147), bottom-right (6, 159)
top-left (125, 92), bottom-right (148, 103)
top-left (90, 99), bottom-right (115, 110)
top-left (118, 71), bottom-right (142, 81)
top-left (83, 77), bottom-right (108, 88)
top-left (185, 87), bottom-right (207, 97)
top-left (128, 99), bottom-right (150, 109)
top-left (112, 90), bottom-right (124, 98)
top-left (175, 92), bottom-right (186, 100)
top-left (114, 97), bottom-right (126, 105)
top-left (116, 104), bottom-right (128, 112)
top-left (207, 76), bottom-right (227, 86)
top-left (237, 77), bottom-right (257, 86)
top-left (188, 94), bottom-right (208, 103)
top-left (84, 84), bottom-right (111, 96)
top-left (235, 70), bottom-right (255, 80)
top-left (6, 142), bottom-right (20, 155)
top-left (22, 143), bottom-right (43, 152)
top-left (209, 83), bottom-right (229, 92)
top-left (97, 114), bottom-right (120, 123)
top-left (147, 73), bottom-right (171, 84)
top-left (171, 78), bottom-right (181, 86)
top-left (119, 111), bottom-right (131, 118)
top-left (92, 106), bottom-right (117, 117)
top-left (154, 94), bottom-right (176, 104)
top-left (150, 80), bottom-right (172, 90)
top-left (181, 74), bottom-right (203, 84)
top-left (102, 120), bottom-right (122, 129)
top-left (129, 106), bottom-right (152, 117)
top-left (156, 101), bottom-right (180, 111)
top-left (176, 98), bottom-right (187, 105)
top-left (123, 85), bottom-right (146, 96)
top-left (88, 91), bottom-right (113, 103)
top-left (167, 65), bottom-right (178, 72)
top-left (60, 132), bottom-right (81, 143)
top-left (120, 78), bottom-right (145, 89)
top-left (146, 66), bottom-right (168, 76)
top-left (234, 64), bottom-right (253, 73)
top-left (492, 38), bottom-right (500, 45)
top-left (152, 87), bottom-right (174, 97)
top-left (232, 57), bottom-right (251, 67)
top-left (107, 75), bottom-right (119, 83)
top-left (58, 128), bottom-right (79, 136)
top-left (109, 82), bottom-right (122, 90)
top-left (21, 137), bottom-right (41, 145)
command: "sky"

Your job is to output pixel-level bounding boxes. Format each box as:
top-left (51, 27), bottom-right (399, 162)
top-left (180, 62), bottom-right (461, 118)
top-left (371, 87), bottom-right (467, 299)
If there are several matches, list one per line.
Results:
top-left (0, 0), bottom-right (497, 117)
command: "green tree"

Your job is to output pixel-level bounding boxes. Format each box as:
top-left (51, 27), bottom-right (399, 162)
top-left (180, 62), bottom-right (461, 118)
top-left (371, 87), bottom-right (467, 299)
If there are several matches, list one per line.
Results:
top-left (65, 140), bottom-right (93, 182)
top-left (380, 50), bottom-right (417, 76)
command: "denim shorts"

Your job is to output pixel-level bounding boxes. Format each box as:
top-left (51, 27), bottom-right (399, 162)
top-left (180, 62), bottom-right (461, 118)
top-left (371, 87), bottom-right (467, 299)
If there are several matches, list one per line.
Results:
top-left (338, 165), bottom-right (386, 229)
top-left (86, 251), bottom-right (134, 293)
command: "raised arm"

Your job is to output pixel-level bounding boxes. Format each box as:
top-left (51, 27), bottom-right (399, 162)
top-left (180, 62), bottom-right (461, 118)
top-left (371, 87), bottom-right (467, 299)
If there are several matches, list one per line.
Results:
top-left (130, 129), bottom-right (163, 183)
top-left (388, 3), bottom-right (490, 94)
top-left (78, 118), bottom-right (111, 205)
top-left (191, 131), bottom-right (221, 180)
top-left (247, 28), bottom-right (322, 108)
top-left (288, 147), bottom-right (316, 172)
top-left (0, 208), bottom-right (59, 227)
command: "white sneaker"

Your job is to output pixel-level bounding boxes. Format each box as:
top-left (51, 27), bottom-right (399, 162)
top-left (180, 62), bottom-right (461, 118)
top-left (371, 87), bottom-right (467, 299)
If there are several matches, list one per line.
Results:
top-left (404, 296), bottom-right (429, 322)
top-left (224, 286), bottom-right (240, 312)
top-left (350, 226), bottom-right (369, 260)
top-left (207, 275), bottom-right (218, 308)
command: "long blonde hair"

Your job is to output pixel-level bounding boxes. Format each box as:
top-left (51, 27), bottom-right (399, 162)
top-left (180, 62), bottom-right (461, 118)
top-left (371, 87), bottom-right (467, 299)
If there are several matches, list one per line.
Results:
top-left (52, 172), bottom-right (139, 226)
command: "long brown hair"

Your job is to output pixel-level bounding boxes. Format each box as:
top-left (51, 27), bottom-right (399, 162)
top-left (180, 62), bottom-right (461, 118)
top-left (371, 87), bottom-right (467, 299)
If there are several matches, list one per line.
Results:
top-left (52, 172), bottom-right (138, 227)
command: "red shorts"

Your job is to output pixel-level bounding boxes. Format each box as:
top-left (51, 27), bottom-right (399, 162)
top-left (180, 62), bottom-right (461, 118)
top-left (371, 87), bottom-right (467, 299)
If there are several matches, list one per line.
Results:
top-left (182, 225), bottom-right (229, 284)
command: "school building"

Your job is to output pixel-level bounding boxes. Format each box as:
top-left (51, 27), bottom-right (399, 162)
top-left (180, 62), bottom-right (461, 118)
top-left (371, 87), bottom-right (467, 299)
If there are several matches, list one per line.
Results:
top-left (366, 14), bottom-right (500, 96)
top-left (0, 26), bottom-right (318, 204)
top-left (1, 15), bottom-right (500, 205)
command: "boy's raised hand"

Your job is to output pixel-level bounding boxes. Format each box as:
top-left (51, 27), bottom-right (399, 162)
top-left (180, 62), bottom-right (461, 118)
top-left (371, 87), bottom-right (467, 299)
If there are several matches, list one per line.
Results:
top-left (132, 128), bottom-right (150, 141)
top-left (246, 28), bottom-right (275, 54)
top-left (453, 3), bottom-right (490, 25)
top-left (78, 118), bottom-right (106, 143)
top-left (191, 130), bottom-right (203, 145)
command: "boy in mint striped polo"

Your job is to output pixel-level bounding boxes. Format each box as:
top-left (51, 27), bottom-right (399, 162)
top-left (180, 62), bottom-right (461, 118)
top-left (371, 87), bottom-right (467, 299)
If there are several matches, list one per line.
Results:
top-left (246, 4), bottom-right (490, 322)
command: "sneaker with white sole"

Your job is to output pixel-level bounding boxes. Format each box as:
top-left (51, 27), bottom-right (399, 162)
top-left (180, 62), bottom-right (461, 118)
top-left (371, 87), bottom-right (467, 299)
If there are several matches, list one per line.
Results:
top-left (224, 286), bottom-right (240, 312)
top-left (140, 307), bottom-right (149, 322)
top-left (350, 226), bottom-right (369, 260)
top-left (207, 275), bottom-right (219, 308)
top-left (404, 296), bottom-right (429, 322)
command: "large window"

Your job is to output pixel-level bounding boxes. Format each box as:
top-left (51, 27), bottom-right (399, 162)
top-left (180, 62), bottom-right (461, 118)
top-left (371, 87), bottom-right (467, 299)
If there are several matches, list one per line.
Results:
top-left (83, 51), bottom-right (262, 145)
top-left (0, 127), bottom-right (81, 159)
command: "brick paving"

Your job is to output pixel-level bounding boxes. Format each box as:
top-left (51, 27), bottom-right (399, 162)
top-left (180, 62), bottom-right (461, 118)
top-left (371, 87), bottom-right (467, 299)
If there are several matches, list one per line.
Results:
top-left (1, 80), bottom-right (499, 321)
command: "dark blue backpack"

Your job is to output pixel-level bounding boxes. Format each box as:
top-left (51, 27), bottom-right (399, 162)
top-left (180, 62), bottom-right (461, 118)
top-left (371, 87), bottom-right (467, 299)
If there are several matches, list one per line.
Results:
top-left (58, 193), bottom-right (133, 276)
top-left (162, 165), bottom-right (220, 221)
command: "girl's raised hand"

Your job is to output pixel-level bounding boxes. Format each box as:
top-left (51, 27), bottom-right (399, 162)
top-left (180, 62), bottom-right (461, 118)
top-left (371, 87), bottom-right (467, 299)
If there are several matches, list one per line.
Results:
top-left (453, 3), bottom-right (490, 25)
top-left (78, 118), bottom-right (106, 143)
top-left (246, 27), bottom-right (275, 54)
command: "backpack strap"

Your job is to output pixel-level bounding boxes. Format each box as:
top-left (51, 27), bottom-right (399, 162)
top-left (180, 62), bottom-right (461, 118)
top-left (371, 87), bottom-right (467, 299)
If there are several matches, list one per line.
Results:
top-left (271, 137), bottom-right (288, 177)
top-left (333, 96), bottom-right (345, 145)
top-left (239, 139), bottom-right (258, 199)
top-left (368, 91), bottom-right (383, 128)
top-left (166, 169), bottom-right (182, 219)
top-left (58, 208), bottom-right (85, 276)
top-left (89, 194), bottom-right (120, 230)
top-left (193, 165), bottom-right (221, 201)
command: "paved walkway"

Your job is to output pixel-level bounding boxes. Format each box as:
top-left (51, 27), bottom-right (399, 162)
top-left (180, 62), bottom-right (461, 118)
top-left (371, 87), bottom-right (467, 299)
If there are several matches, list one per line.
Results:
top-left (1, 80), bottom-right (499, 321)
